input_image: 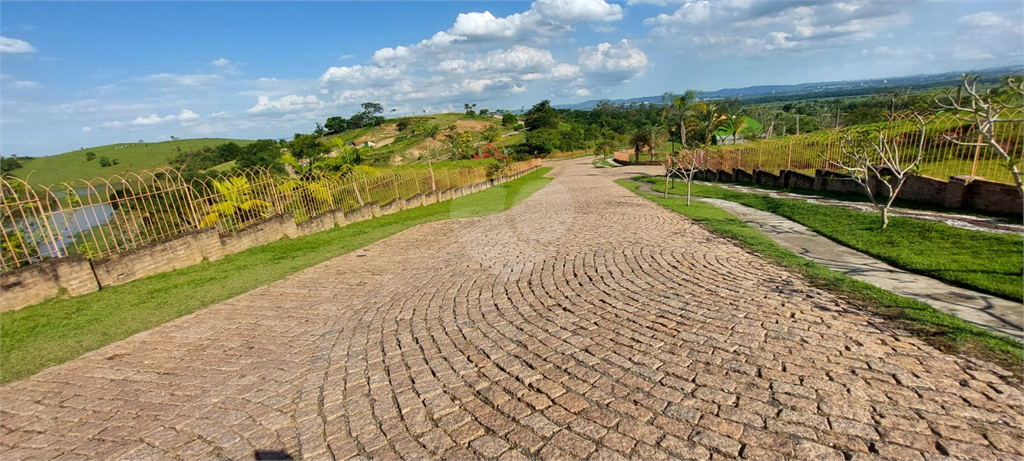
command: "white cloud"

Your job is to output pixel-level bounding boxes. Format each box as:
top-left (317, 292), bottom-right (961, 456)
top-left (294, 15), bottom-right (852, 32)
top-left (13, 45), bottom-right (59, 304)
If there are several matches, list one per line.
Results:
top-left (143, 73), bottom-right (222, 86)
top-left (450, 11), bottom-right (530, 40)
top-left (0, 36), bottom-right (36, 53)
top-left (211, 58), bottom-right (233, 67)
top-left (82, 127), bottom-right (92, 133)
top-left (645, 1), bottom-right (911, 56)
top-left (247, 94), bottom-right (326, 114)
top-left (10, 80), bottom-right (43, 89)
top-left (579, 40), bottom-right (650, 81)
top-left (533, 0), bottom-right (623, 22)
top-left (959, 11), bottom-right (1006, 28)
top-left (318, 64), bottom-right (405, 87)
top-left (131, 109), bottom-right (200, 125)
top-left (102, 109), bottom-right (200, 128)
top-left (446, 0), bottom-right (622, 42)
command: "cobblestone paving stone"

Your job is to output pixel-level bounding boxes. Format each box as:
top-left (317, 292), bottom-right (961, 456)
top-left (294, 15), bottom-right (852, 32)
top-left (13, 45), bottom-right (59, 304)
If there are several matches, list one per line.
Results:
top-left (2, 159), bottom-right (1022, 460)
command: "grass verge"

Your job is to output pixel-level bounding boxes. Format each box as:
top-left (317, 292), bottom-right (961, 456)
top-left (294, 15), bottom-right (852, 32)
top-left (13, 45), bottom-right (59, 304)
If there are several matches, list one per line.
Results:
top-left (618, 179), bottom-right (1023, 380)
top-left (1, 168), bottom-right (553, 384)
top-left (639, 177), bottom-right (1023, 302)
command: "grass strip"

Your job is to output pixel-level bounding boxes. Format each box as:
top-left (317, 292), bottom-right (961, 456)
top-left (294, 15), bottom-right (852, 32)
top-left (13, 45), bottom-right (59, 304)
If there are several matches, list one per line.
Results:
top-left (619, 179), bottom-right (1022, 379)
top-left (0, 168), bottom-right (553, 384)
top-left (639, 177), bottom-right (1023, 302)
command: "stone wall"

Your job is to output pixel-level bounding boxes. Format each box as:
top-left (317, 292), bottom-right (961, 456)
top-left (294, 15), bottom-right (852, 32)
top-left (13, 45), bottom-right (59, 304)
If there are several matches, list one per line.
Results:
top-left (685, 167), bottom-right (1022, 216)
top-left (92, 229), bottom-right (221, 288)
top-left (1, 168), bottom-right (539, 312)
top-left (1, 255), bottom-right (98, 311)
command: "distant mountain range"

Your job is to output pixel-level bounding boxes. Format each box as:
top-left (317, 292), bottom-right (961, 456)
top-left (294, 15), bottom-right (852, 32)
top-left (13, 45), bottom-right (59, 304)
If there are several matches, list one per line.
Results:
top-left (554, 65), bottom-right (1023, 111)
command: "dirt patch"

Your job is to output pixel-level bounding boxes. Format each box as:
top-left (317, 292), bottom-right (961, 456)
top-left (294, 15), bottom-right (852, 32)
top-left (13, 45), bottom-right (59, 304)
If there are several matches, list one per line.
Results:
top-left (355, 123), bottom-right (399, 144)
top-left (406, 138), bottom-right (444, 156)
top-left (454, 119), bottom-right (494, 133)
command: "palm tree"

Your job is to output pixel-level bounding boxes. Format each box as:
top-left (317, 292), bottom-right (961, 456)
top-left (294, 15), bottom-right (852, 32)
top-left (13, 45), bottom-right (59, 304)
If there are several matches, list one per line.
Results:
top-left (689, 102), bottom-right (729, 147)
top-left (671, 90), bottom-right (698, 148)
top-left (647, 125), bottom-right (668, 162)
top-left (629, 128), bottom-right (652, 164)
top-left (725, 113), bottom-right (749, 144)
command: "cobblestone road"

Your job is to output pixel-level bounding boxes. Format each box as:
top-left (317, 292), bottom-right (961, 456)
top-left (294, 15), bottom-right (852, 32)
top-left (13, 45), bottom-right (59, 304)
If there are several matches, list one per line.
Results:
top-left (2, 159), bottom-right (1021, 460)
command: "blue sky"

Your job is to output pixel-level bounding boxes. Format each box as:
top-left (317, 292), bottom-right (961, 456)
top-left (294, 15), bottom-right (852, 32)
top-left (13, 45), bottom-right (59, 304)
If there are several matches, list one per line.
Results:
top-left (1, 1), bottom-right (1021, 158)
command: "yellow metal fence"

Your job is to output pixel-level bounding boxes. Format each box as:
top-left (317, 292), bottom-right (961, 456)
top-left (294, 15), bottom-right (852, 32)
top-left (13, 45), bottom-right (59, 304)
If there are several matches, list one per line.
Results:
top-left (1, 159), bottom-right (540, 271)
top-left (690, 113), bottom-right (1022, 184)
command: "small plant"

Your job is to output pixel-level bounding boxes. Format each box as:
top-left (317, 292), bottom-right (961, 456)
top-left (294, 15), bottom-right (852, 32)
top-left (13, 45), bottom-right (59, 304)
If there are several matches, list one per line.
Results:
top-left (828, 114), bottom-right (927, 229)
top-left (75, 242), bottom-right (98, 260)
top-left (199, 176), bottom-right (272, 231)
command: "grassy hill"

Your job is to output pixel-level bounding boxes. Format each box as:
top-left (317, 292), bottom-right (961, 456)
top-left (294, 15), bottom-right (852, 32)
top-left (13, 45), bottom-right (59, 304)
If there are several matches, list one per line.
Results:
top-left (326, 113), bottom-right (518, 164)
top-left (9, 138), bottom-right (254, 188)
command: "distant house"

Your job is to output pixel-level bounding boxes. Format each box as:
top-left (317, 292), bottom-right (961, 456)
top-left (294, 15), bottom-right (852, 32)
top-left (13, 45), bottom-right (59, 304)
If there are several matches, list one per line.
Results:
top-left (363, 141), bottom-right (376, 148)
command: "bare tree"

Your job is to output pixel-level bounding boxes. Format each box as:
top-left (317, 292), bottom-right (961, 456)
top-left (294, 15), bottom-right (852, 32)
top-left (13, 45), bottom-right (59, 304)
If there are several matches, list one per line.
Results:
top-left (935, 74), bottom-right (1024, 197)
top-left (828, 114), bottom-right (926, 229)
top-left (665, 149), bottom-right (711, 205)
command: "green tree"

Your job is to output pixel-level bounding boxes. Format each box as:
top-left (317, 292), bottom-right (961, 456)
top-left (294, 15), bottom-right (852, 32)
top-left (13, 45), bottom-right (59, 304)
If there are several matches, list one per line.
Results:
top-left (666, 90), bottom-right (698, 148)
top-left (523, 100), bottom-right (559, 131)
top-left (99, 156), bottom-right (112, 167)
top-left (324, 116), bottom-right (347, 134)
top-left (85, 151), bottom-right (96, 161)
top-left (628, 128), bottom-right (652, 163)
top-left (361, 102), bottom-right (384, 116)
top-left (482, 125), bottom-right (502, 143)
top-left (502, 112), bottom-right (518, 127)
top-left (237, 139), bottom-right (282, 168)
top-left (724, 112), bottom-right (749, 144)
top-left (215, 142), bottom-right (243, 163)
top-left (689, 102), bottom-right (729, 147)
top-left (288, 134), bottom-right (330, 161)
top-left (1, 156), bottom-right (23, 175)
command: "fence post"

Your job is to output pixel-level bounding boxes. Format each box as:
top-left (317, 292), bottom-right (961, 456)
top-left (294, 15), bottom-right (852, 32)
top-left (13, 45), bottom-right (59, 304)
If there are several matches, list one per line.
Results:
top-left (33, 192), bottom-right (63, 259)
top-left (182, 184), bottom-right (204, 230)
top-left (353, 181), bottom-right (363, 206)
top-left (787, 139), bottom-right (793, 171)
top-left (970, 134), bottom-right (983, 178)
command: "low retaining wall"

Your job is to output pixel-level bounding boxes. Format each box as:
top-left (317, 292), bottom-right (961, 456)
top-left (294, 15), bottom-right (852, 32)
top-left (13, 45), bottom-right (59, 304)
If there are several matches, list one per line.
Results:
top-left (1, 167), bottom-right (540, 312)
top-left (685, 167), bottom-right (1022, 216)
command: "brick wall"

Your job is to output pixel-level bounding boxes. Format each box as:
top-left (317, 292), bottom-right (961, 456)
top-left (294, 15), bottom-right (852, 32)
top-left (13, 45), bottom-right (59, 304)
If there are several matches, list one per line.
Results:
top-left (963, 178), bottom-right (1023, 215)
top-left (92, 229), bottom-right (214, 288)
top-left (1, 255), bottom-right (98, 312)
top-left (701, 167), bottom-right (1021, 216)
top-left (3, 171), bottom-right (540, 310)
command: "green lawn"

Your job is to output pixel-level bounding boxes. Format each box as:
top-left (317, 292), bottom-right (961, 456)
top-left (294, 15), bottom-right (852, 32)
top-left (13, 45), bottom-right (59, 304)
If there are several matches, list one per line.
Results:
top-left (618, 179), bottom-right (1023, 379)
top-left (0, 168), bottom-right (552, 384)
top-left (641, 177), bottom-right (1024, 301)
top-left (9, 138), bottom-right (255, 188)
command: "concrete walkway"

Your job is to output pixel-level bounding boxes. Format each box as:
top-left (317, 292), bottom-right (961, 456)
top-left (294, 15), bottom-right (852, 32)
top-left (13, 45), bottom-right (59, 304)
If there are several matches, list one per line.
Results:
top-left (632, 180), bottom-right (1024, 340)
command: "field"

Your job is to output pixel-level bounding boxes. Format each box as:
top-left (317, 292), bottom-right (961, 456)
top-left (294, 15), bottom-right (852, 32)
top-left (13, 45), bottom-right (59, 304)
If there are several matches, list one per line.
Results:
top-left (8, 138), bottom-right (254, 188)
